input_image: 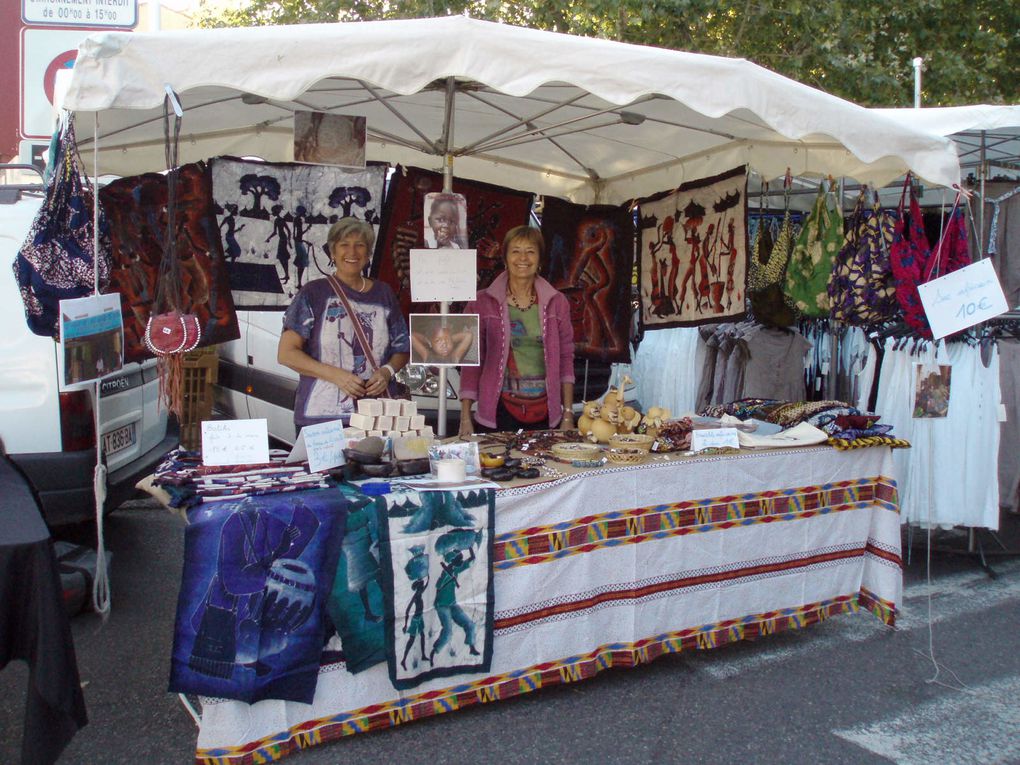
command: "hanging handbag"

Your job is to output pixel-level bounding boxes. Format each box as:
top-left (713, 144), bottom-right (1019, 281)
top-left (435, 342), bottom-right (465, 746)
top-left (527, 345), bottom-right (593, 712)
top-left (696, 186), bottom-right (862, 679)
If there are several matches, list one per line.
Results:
top-left (828, 189), bottom-right (899, 326)
top-left (748, 181), bottom-right (798, 328)
top-left (889, 175), bottom-right (972, 337)
top-left (144, 310), bottom-right (202, 355)
top-left (499, 347), bottom-right (549, 424)
top-left (325, 275), bottom-right (411, 399)
top-left (784, 181), bottom-right (844, 317)
top-left (14, 116), bottom-right (111, 338)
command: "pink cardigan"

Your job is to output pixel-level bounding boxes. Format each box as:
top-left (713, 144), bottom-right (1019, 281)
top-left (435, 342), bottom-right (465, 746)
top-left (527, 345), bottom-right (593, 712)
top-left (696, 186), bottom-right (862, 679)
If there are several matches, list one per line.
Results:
top-left (460, 272), bottom-right (575, 429)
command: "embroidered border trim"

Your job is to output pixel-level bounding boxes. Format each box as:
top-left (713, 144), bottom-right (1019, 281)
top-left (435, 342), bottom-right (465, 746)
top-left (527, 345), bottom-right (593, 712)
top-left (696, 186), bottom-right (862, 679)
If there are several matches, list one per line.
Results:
top-left (494, 476), bottom-right (899, 569)
top-left (195, 593), bottom-right (884, 765)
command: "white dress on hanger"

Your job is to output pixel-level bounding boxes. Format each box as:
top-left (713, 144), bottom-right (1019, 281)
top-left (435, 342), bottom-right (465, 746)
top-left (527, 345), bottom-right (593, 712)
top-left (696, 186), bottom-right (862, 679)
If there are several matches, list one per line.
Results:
top-left (867, 338), bottom-right (1000, 530)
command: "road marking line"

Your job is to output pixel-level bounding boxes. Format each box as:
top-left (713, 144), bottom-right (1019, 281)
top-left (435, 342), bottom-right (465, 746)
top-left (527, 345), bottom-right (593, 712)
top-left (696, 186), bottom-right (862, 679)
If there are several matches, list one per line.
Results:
top-left (833, 675), bottom-right (1020, 765)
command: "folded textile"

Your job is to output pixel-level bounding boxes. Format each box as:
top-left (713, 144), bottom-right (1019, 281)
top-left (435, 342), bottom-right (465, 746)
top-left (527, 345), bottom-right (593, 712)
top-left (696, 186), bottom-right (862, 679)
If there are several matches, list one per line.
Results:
top-left (737, 422), bottom-right (829, 449)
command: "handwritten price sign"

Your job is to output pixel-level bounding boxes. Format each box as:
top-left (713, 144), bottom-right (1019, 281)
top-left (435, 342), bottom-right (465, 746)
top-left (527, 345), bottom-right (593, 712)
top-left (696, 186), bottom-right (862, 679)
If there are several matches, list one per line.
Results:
top-left (201, 419), bottom-right (270, 467)
top-left (917, 259), bottom-right (1009, 340)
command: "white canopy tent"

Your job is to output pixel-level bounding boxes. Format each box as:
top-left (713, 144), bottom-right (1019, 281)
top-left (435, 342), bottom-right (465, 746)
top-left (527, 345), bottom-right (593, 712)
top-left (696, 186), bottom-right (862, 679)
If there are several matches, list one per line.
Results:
top-left (874, 105), bottom-right (1020, 179)
top-left (61, 15), bottom-right (962, 203)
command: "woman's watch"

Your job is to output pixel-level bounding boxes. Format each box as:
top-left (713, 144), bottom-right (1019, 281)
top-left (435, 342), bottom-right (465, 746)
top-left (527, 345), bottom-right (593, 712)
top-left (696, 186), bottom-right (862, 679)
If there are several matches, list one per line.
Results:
top-left (382, 363), bottom-right (396, 379)
top-left (562, 405), bottom-right (574, 417)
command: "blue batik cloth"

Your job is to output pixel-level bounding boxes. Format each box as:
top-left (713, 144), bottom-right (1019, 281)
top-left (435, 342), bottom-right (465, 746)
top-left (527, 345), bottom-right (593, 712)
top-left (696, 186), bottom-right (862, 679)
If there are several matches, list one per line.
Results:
top-left (169, 489), bottom-right (346, 704)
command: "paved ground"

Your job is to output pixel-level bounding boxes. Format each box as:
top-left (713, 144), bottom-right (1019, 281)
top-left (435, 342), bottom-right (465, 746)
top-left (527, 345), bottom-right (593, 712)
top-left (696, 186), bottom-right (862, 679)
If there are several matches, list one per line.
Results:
top-left (2, 499), bottom-right (1019, 765)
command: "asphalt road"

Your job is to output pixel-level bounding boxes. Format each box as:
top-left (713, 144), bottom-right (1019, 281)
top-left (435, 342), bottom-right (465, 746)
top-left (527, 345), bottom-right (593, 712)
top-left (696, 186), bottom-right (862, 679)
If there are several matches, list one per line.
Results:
top-left (2, 499), bottom-right (1019, 765)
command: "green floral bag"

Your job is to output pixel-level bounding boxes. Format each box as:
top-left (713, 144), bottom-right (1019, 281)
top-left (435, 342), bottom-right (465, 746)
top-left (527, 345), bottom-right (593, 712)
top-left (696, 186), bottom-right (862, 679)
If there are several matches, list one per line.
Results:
top-left (784, 183), bottom-right (844, 317)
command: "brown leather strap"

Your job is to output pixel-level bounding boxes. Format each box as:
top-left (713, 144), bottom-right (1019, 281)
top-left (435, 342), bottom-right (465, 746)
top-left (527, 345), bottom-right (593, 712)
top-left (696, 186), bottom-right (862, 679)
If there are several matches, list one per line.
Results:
top-left (325, 274), bottom-right (379, 371)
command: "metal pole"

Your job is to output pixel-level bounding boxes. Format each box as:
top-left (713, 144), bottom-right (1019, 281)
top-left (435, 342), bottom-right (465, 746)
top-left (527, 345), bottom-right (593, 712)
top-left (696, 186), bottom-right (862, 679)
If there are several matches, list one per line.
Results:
top-left (436, 78), bottom-right (456, 438)
top-left (979, 130), bottom-right (987, 258)
top-left (912, 57), bottom-right (923, 108)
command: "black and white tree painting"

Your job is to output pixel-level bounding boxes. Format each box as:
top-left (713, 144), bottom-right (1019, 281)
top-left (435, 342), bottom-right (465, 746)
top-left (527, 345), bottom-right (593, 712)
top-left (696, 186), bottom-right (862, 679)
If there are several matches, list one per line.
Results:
top-left (211, 158), bottom-right (386, 309)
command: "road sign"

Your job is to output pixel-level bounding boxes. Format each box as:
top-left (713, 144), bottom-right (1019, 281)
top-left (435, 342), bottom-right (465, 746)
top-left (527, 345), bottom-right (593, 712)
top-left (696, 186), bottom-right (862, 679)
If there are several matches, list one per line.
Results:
top-left (23, 0), bottom-right (137, 29)
top-left (20, 28), bottom-right (93, 139)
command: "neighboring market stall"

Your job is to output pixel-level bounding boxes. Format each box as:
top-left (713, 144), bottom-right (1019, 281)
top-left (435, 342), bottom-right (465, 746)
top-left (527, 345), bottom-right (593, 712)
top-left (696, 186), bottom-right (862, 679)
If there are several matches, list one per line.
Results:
top-left (44, 14), bottom-right (989, 765)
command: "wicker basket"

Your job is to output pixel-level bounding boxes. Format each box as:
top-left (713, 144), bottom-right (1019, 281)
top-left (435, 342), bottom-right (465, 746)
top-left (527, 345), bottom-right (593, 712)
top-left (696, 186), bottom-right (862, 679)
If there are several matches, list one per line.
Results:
top-left (606, 447), bottom-right (647, 465)
top-left (551, 442), bottom-right (602, 462)
top-left (608, 433), bottom-right (654, 452)
top-left (180, 346), bottom-right (219, 451)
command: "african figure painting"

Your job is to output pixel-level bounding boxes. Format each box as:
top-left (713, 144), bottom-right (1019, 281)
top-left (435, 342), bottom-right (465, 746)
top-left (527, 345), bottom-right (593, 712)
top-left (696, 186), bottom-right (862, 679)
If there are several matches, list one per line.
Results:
top-left (638, 166), bottom-right (749, 330)
top-left (210, 157), bottom-right (386, 308)
top-left (541, 197), bottom-right (635, 363)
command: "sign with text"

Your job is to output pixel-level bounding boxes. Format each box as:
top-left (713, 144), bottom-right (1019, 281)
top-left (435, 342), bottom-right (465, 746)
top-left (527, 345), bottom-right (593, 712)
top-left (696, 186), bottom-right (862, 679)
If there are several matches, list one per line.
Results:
top-left (409, 248), bottom-right (477, 303)
top-left (690, 427), bottom-right (740, 452)
top-left (917, 259), bottom-right (1009, 340)
top-left (23, 0), bottom-right (137, 28)
top-left (201, 419), bottom-right (270, 467)
top-left (285, 419), bottom-right (346, 473)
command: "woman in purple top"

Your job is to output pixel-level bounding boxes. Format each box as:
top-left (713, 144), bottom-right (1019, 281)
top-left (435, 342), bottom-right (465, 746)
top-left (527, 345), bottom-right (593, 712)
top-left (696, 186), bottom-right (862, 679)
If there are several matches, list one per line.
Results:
top-left (458, 226), bottom-right (575, 437)
top-left (278, 217), bottom-right (409, 431)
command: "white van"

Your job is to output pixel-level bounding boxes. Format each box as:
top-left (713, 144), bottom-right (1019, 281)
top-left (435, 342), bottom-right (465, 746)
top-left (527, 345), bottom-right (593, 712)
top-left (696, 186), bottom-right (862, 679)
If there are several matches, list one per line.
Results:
top-left (1, 166), bottom-right (176, 526)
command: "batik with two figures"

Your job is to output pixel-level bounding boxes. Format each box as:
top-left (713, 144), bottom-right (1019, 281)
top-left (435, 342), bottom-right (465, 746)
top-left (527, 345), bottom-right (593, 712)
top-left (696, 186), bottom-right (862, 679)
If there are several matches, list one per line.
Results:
top-left (372, 166), bottom-right (533, 317)
top-left (540, 197), bottom-right (635, 363)
top-left (210, 157), bottom-right (386, 309)
top-left (638, 166), bottom-right (749, 330)
top-left (376, 487), bottom-right (495, 690)
top-left (169, 490), bottom-right (346, 704)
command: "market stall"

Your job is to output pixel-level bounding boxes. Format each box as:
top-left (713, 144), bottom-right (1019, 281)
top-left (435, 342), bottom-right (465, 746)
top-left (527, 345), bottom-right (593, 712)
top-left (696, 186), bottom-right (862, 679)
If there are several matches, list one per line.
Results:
top-left (47, 15), bottom-right (975, 765)
top-left (170, 442), bottom-right (901, 763)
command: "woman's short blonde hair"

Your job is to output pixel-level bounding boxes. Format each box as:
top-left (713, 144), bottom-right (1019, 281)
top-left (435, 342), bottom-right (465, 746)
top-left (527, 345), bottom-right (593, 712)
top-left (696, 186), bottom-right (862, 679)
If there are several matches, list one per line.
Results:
top-left (502, 225), bottom-right (545, 264)
top-left (326, 217), bottom-right (375, 252)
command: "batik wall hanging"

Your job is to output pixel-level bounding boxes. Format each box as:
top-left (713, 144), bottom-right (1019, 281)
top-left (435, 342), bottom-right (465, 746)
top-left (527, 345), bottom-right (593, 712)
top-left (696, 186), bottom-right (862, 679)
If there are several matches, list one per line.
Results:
top-left (210, 157), bottom-right (387, 309)
top-left (169, 490), bottom-right (347, 704)
top-left (541, 197), bottom-right (635, 363)
top-left (326, 487), bottom-right (387, 675)
top-left (377, 487), bottom-right (495, 690)
top-left (638, 166), bottom-right (748, 330)
top-left (101, 162), bottom-right (239, 363)
top-left (372, 166), bottom-right (534, 317)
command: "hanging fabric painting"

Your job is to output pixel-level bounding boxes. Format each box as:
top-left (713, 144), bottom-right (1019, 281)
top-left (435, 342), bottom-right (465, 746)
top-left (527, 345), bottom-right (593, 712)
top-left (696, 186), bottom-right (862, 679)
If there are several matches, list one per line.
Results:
top-left (210, 157), bottom-right (386, 309)
top-left (638, 166), bottom-right (748, 330)
top-left (169, 491), bottom-right (347, 704)
top-left (372, 166), bottom-right (534, 317)
top-left (101, 162), bottom-right (239, 364)
top-left (541, 197), bottom-right (635, 363)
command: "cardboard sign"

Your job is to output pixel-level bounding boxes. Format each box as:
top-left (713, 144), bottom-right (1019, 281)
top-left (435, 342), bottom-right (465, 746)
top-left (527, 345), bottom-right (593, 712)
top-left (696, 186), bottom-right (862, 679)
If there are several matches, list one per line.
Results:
top-left (409, 248), bottom-right (477, 302)
top-left (286, 419), bottom-right (346, 473)
top-left (917, 259), bottom-right (1009, 339)
top-left (201, 419), bottom-right (270, 467)
top-left (690, 427), bottom-right (740, 452)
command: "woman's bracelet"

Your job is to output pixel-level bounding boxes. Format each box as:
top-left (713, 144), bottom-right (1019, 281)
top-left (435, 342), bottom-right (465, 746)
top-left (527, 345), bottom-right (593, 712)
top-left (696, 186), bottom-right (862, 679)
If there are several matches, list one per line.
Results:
top-left (382, 363), bottom-right (396, 378)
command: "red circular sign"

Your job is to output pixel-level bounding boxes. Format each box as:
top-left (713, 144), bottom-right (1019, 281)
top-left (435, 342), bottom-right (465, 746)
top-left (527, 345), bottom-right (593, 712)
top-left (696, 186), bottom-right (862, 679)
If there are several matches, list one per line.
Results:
top-left (44, 50), bottom-right (78, 106)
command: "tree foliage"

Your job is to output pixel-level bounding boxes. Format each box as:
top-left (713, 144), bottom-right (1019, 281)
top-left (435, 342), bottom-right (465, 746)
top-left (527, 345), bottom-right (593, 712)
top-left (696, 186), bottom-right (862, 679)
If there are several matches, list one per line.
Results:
top-left (196, 0), bottom-right (1017, 107)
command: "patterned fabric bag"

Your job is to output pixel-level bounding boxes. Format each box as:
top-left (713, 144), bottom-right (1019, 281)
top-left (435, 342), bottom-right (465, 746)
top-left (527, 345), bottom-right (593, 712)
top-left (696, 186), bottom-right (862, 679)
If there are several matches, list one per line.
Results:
top-left (748, 191), bottom-right (798, 328)
top-left (889, 177), bottom-right (971, 337)
top-left (828, 191), bottom-right (898, 326)
top-left (13, 117), bottom-right (110, 338)
top-left (785, 183), bottom-right (844, 317)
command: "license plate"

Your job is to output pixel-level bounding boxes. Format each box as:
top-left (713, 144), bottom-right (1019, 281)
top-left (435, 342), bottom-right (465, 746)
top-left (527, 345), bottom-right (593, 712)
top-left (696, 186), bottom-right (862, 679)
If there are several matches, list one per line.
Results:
top-left (103, 424), bottom-right (136, 456)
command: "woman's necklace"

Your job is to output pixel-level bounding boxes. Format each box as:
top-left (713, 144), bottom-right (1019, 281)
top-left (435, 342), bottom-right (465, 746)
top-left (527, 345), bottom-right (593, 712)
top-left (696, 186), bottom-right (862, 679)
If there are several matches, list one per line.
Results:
top-left (507, 285), bottom-right (536, 310)
top-left (336, 273), bottom-right (369, 292)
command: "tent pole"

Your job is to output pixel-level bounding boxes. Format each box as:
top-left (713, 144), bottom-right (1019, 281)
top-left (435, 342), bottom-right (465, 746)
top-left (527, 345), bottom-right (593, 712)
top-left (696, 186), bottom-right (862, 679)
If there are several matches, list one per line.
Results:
top-left (979, 130), bottom-right (987, 257)
top-left (437, 78), bottom-right (456, 438)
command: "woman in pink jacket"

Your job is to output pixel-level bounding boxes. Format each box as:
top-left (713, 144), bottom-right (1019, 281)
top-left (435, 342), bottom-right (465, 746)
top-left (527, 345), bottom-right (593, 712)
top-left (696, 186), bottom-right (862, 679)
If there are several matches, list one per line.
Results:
top-left (458, 226), bottom-right (575, 437)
